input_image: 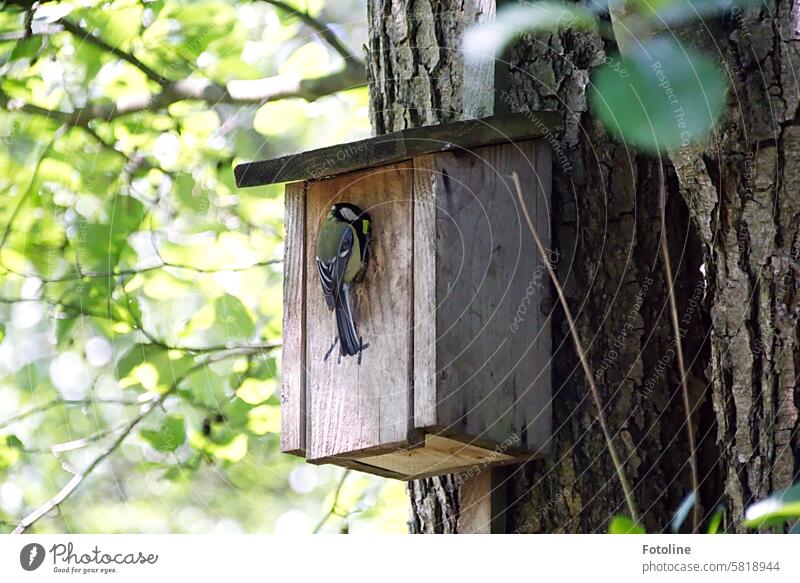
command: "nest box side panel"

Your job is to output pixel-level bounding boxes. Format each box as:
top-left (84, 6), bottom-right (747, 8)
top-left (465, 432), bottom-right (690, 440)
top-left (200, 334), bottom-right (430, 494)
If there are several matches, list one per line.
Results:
top-left (422, 140), bottom-right (553, 454)
top-left (280, 181), bottom-right (307, 455)
top-left (305, 162), bottom-right (414, 461)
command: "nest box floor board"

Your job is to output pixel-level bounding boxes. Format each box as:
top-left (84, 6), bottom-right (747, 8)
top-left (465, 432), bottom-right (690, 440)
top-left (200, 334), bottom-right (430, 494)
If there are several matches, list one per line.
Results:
top-left (354, 435), bottom-right (515, 480)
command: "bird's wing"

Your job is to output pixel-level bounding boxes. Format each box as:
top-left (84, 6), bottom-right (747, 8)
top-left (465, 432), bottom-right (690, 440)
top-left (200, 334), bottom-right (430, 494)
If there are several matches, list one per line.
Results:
top-left (316, 226), bottom-right (355, 310)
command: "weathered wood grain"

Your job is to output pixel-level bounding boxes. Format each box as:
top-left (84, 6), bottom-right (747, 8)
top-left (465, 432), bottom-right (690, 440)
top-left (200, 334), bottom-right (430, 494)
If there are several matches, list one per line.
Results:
top-left (426, 140), bottom-right (552, 454)
top-left (234, 112), bottom-right (561, 187)
top-left (412, 156), bottom-right (438, 428)
top-left (304, 162), bottom-right (415, 461)
top-left (457, 470), bottom-right (492, 534)
top-left (280, 181), bottom-right (307, 455)
top-left (357, 434), bottom-right (514, 479)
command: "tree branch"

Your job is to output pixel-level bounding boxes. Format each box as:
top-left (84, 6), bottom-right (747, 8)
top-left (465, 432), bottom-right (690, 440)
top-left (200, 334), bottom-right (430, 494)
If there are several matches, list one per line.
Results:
top-left (59, 18), bottom-right (167, 86)
top-left (313, 469), bottom-right (351, 533)
top-left (11, 392), bottom-right (166, 534)
top-left (260, 0), bottom-right (359, 62)
top-left (11, 345), bottom-right (278, 534)
top-left (0, 62), bottom-right (365, 127)
top-left (0, 398), bottom-right (148, 432)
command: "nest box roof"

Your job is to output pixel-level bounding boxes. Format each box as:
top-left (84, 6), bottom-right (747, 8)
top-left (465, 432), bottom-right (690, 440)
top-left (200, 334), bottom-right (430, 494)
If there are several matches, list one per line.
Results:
top-left (233, 112), bottom-right (560, 188)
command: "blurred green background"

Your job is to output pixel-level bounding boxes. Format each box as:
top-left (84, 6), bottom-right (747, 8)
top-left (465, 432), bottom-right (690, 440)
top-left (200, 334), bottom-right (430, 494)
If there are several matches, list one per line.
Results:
top-left (0, 0), bottom-right (407, 534)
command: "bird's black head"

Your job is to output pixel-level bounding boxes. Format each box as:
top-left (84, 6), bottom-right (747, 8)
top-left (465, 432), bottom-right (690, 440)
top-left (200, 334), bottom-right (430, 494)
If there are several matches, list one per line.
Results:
top-left (331, 202), bottom-right (369, 224)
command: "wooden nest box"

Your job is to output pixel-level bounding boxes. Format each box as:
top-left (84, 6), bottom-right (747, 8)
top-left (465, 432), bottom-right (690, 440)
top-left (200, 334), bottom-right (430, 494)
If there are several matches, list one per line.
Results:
top-left (234, 113), bottom-right (558, 480)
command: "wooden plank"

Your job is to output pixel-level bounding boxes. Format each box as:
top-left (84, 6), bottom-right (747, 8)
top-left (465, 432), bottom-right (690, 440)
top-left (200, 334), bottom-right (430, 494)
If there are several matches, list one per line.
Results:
top-left (234, 112), bottom-right (561, 187)
top-left (428, 140), bottom-right (553, 454)
top-left (412, 156), bottom-right (438, 429)
top-left (457, 470), bottom-right (492, 534)
top-left (280, 181), bottom-right (307, 455)
top-left (356, 434), bottom-right (514, 479)
top-left (304, 162), bottom-right (414, 460)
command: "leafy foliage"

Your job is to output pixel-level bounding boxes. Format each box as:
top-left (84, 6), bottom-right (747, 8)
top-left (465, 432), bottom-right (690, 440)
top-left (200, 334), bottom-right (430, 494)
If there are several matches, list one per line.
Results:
top-left (0, 0), bottom-right (402, 534)
top-left (463, 0), bottom-right (742, 151)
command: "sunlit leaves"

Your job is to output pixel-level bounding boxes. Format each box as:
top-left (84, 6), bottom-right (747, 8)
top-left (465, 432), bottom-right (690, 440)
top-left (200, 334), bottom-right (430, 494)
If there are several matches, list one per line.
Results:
top-left (116, 343), bottom-right (194, 393)
top-left (78, 0), bottom-right (144, 48)
top-left (141, 414), bottom-right (186, 452)
top-left (590, 38), bottom-right (726, 152)
top-left (236, 378), bottom-right (276, 405)
top-left (247, 404), bottom-right (280, 435)
top-left (280, 42), bottom-right (330, 78)
top-left (253, 99), bottom-right (310, 136)
top-left (0, 0), bottom-right (404, 535)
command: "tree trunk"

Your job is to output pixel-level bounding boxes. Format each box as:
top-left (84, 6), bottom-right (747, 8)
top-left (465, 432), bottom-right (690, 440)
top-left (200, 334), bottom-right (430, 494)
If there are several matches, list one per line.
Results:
top-left (366, 0), bottom-right (798, 533)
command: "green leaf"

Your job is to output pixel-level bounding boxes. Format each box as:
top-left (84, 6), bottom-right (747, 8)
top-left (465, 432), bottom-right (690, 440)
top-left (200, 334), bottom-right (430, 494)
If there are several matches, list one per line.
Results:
top-left (743, 483), bottom-right (800, 528)
top-left (707, 505), bottom-right (725, 534)
top-left (78, 195), bottom-right (145, 270)
top-left (670, 491), bottom-right (696, 533)
top-left (0, 323), bottom-right (5, 344)
top-left (116, 343), bottom-right (194, 393)
top-left (10, 36), bottom-right (43, 62)
top-left (0, 434), bottom-right (23, 469)
top-left (608, 515), bottom-right (646, 534)
top-left (181, 366), bottom-right (227, 409)
top-left (213, 294), bottom-right (255, 341)
top-left (463, 2), bottom-right (596, 63)
top-left (141, 414), bottom-right (186, 452)
top-left (590, 38), bottom-right (727, 152)
top-left (172, 173), bottom-right (209, 212)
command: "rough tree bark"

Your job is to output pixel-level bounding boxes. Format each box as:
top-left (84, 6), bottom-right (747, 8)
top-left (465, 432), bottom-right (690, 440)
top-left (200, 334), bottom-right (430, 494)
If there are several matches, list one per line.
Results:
top-left (365, 0), bottom-right (798, 533)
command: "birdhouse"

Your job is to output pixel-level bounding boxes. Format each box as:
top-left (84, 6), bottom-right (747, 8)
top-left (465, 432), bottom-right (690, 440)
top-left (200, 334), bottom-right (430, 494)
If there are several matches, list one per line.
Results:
top-left (234, 113), bottom-right (558, 480)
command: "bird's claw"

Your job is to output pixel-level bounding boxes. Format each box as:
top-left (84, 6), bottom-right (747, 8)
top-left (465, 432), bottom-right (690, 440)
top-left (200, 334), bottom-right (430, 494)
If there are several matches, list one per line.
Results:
top-left (324, 338), bottom-right (338, 362)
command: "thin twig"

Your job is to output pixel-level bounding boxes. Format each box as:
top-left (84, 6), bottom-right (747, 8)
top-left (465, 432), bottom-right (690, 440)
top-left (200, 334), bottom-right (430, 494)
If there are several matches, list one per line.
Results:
top-left (511, 172), bottom-right (639, 523)
top-left (59, 18), bottom-right (167, 85)
top-left (0, 128), bottom-right (63, 253)
top-left (1, 257), bottom-right (282, 284)
top-left (0, 398), bottom-right (148, 432)
top-left (313, 469), bottom-right (351, 533)
top-left (261, 0), bottom-right (358, 62)
top-left (656, 158), bottom-right (700, 532)
top-left (11, 393), bottom-right (165, 533)
top-left (10, 346), bottom-right (277, 534)
top-left (24, 424), bottom-right (127, 454)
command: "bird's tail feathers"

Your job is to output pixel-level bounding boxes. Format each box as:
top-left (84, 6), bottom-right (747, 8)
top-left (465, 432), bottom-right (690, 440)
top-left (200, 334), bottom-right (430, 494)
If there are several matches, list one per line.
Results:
top-left (335, 284), bottom-right (361, 356)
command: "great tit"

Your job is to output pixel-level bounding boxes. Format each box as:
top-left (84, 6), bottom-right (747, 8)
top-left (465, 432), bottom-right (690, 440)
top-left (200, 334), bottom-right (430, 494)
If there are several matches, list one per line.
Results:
top-left (316, 202), bottom-right (372, 361)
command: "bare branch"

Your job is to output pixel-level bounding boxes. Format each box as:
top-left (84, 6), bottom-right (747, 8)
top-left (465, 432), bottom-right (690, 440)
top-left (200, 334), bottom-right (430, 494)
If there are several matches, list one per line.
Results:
top-left (11, 392), bottom-right (166, 533)
top-left (260, 0), bottom-right (359, 62)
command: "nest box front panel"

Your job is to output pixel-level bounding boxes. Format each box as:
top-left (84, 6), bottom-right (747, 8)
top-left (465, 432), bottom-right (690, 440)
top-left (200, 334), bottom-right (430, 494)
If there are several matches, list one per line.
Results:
top-left (303, 162), bottom-right (415, 461)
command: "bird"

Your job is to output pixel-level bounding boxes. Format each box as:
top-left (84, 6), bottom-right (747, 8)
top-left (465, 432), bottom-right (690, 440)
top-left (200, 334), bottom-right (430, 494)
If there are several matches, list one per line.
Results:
top-left (315, 202), bottom-right (372, 362)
